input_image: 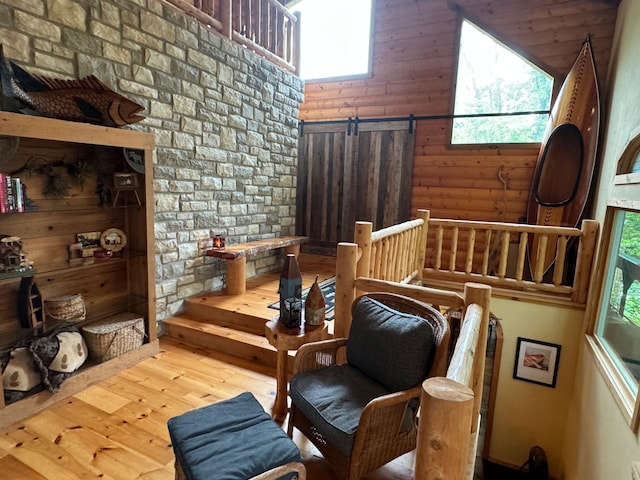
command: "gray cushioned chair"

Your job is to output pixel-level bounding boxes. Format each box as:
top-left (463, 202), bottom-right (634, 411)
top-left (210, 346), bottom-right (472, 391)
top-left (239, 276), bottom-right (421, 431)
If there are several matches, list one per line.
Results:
top-left (287, 293), bottom-right (450, 480)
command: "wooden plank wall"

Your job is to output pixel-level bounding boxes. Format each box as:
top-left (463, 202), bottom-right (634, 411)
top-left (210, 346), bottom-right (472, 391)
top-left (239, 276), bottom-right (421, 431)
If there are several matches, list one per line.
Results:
top-left (298, 0), bottom-right (618, 224)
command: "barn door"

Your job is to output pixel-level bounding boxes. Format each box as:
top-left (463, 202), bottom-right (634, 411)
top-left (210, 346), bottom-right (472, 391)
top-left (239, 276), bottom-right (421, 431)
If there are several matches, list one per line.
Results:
top-left (296, 119), bottom-right (415, 251)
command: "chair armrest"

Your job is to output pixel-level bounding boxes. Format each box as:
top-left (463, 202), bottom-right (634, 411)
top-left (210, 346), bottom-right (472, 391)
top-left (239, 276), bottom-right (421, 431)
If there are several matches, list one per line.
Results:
top-left (356, 386), bottom-right (422, 440)
top-left (292, 338), bottom-right (348, 374)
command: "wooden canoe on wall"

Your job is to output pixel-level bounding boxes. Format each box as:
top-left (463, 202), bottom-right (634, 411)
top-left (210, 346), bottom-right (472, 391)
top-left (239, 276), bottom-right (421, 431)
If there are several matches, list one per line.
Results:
top-left (527, 37), bottom-right (600, 276)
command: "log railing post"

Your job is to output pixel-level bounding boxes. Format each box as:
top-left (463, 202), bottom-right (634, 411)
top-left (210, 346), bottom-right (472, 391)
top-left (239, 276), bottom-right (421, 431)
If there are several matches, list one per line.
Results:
top-left (355, 221), bottom-right (373, 279)
top-left (463, 282), bottom-right (492, 432)
top-left (417, 209), bottom-right (430, 282)
top-left (335, 242), bottom-right (358, 338)
top-left (415, 377), bottom-right (474, 480)
top-left (572, 219), bottom-right (599, 303)
top-left (515, 231), bottom-right (527, 281)
top-left (292, 11), bottom-right (301, 73)
top-left (220, 0), bottom-right (232, 38)
top-left (465, 228), bottom-right (476, 274)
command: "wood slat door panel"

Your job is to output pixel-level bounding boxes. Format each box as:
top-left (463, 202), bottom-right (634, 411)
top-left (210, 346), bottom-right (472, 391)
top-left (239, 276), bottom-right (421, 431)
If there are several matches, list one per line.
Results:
top-left (296, 121), bottom-right (415, 250)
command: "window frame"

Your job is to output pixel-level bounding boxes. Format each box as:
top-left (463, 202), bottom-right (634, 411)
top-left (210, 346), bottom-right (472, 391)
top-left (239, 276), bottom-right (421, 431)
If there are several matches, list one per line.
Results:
top-left (588, 126), bottom-right (640, 431)
top-left (449, 17), bottom-right (558, 148)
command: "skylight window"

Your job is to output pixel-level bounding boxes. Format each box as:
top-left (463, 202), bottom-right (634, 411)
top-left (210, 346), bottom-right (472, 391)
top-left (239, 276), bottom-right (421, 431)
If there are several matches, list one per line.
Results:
top-left (452, 20), bottom-right (554, 145)
top-left (288, 0), bottom-right (373, 81)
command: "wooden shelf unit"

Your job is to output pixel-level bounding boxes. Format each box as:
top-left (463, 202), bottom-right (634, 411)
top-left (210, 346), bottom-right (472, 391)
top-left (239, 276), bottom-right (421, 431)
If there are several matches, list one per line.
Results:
top-left (0, 111), bottom-right (158, 429)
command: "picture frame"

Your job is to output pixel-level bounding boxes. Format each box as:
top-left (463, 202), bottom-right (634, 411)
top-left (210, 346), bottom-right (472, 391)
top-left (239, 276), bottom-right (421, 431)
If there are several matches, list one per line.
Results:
top-left (113, 172), bottom-right (139, 189)
top-left (513, 337), bottom-right (561, 388)
top-left (76, 231), bottom-right (102, 258)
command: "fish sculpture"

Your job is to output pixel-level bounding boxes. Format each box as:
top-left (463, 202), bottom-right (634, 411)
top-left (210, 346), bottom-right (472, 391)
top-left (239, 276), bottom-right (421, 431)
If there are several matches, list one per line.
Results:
top-left (0, 45), bottom-right (145, 127)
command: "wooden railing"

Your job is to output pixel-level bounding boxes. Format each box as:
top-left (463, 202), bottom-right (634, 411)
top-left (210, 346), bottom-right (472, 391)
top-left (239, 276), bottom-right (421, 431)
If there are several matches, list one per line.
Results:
top-left (354, 209), bottom-right (429, 285)
top-left (161, 0), bottom-right (300, 73)
top-left (424, 216), bottom-right (599, 304)
top-left (416, 283), bottom-right (492, 480)
top-left (353, 209), bottom-right (599, 305)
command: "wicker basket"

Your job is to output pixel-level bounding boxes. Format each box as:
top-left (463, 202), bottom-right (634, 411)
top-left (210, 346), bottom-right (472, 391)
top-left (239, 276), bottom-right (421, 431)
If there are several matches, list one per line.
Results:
top-left (82, 313), bottom-right (145, 363)
top-left (44, 294), bottom-right (86, 323)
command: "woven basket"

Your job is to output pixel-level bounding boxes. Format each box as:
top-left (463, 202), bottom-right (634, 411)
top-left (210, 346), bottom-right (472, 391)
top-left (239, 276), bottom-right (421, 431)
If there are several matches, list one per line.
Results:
top-left (44, 294), bottom-right (86, 323)
top-left (82, 313), bottom-right (145, 363)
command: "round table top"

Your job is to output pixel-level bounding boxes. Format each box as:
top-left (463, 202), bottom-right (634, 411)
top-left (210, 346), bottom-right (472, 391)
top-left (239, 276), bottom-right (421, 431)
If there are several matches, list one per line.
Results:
top-left (265, 315), bottom-right (329, 350)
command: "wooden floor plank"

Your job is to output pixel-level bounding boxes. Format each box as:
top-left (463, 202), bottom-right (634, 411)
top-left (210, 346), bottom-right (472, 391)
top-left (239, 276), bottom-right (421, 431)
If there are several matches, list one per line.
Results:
top-left (0, 454), bottom-right (48, 480)
top-left (51, 398), bottom-right (173, 466)
top-left (73, 385), bottom-right (132, 415)
top-left (0, 414), bottom-right (105, 480)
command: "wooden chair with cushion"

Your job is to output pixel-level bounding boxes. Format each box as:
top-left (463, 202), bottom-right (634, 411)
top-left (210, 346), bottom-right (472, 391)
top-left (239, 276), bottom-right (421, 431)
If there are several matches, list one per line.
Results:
top-left (287, 292), bottom-right (450, 480)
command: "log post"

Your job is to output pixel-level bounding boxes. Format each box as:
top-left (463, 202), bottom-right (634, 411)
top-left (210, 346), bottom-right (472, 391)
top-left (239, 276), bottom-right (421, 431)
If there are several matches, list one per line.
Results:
top-left (415, 377), bottom-right (474, 480)
top-left (335, 242), bottom-right (358, 338)
top-left (449, 226), bottom-right (458, 272)
top-left (220, 0), bottom-right (232, 38)
top-left (515, 231), bottom-right (527, 281)
top-left (553, 236), bottom-right (568, 286)
top-left (498, 231), bottom-right (510, 278)
top-left (225, 257), bottom-right (246, 295)
top-left (355, 221), bottom-right (373, 282)
top-left (292, 11), bottom-right (301, 73)
top-left (463, 282), bottom-right (492, 433)
top-left (465, 228), bottom-right (476, 274)
top-left (572, 219), bottom-right (599, 304)
top-left (416, 209), bottom-right (430, 283)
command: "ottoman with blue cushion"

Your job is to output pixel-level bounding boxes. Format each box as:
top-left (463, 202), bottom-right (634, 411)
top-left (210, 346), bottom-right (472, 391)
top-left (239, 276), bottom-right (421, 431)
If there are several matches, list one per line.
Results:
top-left (167, 392), bottom-right (306, 480)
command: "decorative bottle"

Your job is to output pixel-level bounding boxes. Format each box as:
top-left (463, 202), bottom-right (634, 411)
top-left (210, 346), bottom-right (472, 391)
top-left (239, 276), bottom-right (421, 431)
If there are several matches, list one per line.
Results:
top-left (305, 274), bottom-right (326, 327)
top-left (279, 254), bottom-right (302, 329)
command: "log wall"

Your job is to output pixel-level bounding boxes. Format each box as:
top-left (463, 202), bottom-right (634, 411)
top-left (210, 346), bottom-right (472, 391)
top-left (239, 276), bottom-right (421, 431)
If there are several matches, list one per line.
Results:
top-left (298, 0), bottom-right (618, 224)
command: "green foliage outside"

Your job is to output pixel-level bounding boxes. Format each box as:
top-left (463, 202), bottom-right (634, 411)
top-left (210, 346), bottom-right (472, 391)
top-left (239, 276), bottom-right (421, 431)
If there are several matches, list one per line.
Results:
top-left (452, 21), bottom-right (553, 144)
top-left (615, 211), bottom-right (640, 326)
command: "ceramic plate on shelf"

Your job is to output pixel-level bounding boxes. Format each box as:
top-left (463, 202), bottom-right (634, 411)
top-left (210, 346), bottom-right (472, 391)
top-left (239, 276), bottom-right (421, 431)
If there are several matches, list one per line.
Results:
top-left (100, 228), bottom-right (127, 252)
top-left (123, 147), bottom-right (145, 174)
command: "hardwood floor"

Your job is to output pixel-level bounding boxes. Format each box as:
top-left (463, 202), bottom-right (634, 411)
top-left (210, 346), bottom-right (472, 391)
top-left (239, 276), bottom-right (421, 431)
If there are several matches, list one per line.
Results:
top-left (0, 338), bottom-right (415, 479)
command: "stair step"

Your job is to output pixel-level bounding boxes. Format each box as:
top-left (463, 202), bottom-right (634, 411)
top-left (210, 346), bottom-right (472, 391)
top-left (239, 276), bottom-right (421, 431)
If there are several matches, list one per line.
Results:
top-left (184, 296), bottom-right (274, 336)
top-left (185, 280), bottom-right (280, 335)
top-left (164, 314), bottom-right (278, 368)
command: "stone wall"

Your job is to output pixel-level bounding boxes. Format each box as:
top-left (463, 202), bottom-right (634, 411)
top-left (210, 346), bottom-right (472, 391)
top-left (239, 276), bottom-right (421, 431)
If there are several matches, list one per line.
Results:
top-left (0, 0), bottom-right (304, 326)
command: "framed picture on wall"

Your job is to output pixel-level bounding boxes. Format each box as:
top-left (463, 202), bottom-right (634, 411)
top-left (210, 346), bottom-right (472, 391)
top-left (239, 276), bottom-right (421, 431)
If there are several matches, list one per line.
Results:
top-left (513, 337), bottom-right (561, 388)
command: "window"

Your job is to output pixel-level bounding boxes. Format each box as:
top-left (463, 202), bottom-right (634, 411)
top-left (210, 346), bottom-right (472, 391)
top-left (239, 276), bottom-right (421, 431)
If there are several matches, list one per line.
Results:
top-left (592, 129), bottom-right (640, 428)
top-left (452, 20), bottom-right (554, 144)
top-left (288, 0), bottom-right (373, 81)
top-left (596, 210), bottom-right (640, 393)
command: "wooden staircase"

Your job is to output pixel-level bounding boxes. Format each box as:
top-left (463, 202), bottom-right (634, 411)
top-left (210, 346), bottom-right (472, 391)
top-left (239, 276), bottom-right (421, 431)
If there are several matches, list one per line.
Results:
top-left (163, 253), bottom-right (336, 369)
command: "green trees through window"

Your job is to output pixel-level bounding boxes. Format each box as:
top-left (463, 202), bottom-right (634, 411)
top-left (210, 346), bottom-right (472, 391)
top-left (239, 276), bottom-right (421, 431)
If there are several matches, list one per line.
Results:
top-left (452, 20), bottom-right (554, 144)
top-left (612, 212), bottom-right (640, 327)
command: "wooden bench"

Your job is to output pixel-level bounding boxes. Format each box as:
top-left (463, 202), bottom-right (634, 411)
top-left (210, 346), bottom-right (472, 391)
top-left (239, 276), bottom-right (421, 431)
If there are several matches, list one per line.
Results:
top-left (206, 236), bottom-right (309, 294)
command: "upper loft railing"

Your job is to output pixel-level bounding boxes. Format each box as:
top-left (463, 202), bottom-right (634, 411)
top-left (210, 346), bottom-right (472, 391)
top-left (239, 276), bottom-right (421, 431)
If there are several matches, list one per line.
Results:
top-left (349, 209), bottom-right (599, 306)
top-left (162, 0), bottom-right (300, 73)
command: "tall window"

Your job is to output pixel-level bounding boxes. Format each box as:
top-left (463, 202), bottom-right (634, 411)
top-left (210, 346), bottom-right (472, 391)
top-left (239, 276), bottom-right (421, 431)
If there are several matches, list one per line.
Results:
top-left (288, 0), bottom-right (373, 81)
top-left (596, 211), bottom-right (640, 391)
top-left (452, 20), bottom-right (554, 144)
top-left (592, 132), bottom-right (640, 428)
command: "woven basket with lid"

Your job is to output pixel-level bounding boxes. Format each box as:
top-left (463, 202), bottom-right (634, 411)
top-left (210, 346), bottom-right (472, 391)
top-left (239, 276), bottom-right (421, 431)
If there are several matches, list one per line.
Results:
top-left (82, 312), bottom-right (145, 363)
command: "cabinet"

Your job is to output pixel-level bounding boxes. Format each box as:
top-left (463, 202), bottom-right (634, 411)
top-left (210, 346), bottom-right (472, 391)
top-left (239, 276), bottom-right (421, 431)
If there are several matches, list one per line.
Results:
top-left (0, 111), bottom-right (158, 429)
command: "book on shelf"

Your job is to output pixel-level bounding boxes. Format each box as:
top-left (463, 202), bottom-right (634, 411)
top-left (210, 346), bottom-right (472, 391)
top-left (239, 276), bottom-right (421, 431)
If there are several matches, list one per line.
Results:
top-left (0, 173), bottom-right (25, 213)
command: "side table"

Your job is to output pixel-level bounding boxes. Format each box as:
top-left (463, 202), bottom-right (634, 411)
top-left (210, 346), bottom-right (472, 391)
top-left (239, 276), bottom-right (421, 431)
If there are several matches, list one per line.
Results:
top-left (265, 316), bottom-right (329, 422)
